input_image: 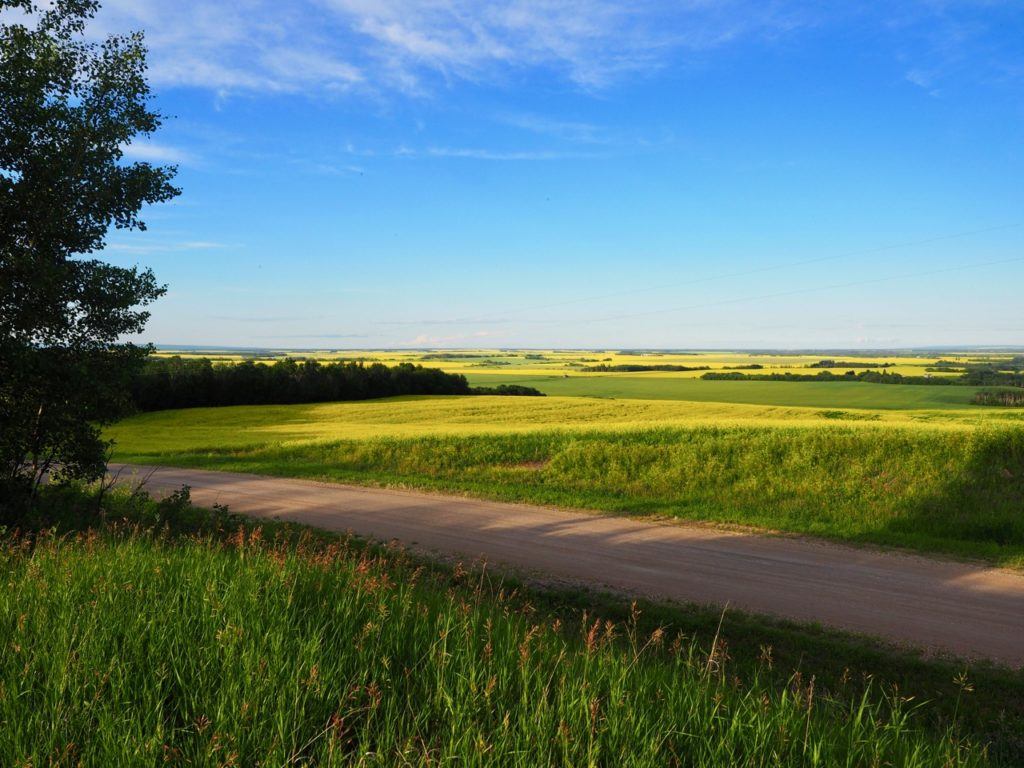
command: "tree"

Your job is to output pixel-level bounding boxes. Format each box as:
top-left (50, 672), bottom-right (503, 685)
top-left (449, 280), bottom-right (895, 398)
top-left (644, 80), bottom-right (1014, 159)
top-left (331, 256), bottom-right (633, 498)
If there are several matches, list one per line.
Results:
top-left (1, 0), bottom-right (178, 514)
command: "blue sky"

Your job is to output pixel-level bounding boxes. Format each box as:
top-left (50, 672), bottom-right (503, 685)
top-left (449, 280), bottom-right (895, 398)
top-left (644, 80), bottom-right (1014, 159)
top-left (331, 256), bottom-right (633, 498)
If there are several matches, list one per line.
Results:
top-left (90, 0), bottom-right (1023, 349)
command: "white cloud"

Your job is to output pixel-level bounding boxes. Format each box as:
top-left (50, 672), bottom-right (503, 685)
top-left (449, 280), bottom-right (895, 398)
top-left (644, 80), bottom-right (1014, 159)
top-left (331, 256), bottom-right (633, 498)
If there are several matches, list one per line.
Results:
top-left (336, 144), bottom-right (595, 160)
top-left (93, 0), bottom-right (364, 94)
top-left (106, 240), bottom-right (235, 254)
top-left (121, 140), bottom-right (196, 165)
top-left (399, 330), bottom-right (496, 345)
top-left (904, 68), bottom-right (942, 96)
top-left (89, 0), bottom-right (813, 96)
top-left (424, 146), bottom-right (593, 160)
top-left (498, 113), bottom-right (609, 143)
top-left (886, 1), bottom-right (1024, 94)
top-left (25, 0), bottom-right (1021, 101)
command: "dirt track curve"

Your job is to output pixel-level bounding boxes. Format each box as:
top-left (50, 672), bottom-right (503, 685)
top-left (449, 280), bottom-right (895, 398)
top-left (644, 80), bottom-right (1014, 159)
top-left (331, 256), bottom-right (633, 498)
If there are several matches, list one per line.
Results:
top-left (111, 463), bottom-right (1024, 667)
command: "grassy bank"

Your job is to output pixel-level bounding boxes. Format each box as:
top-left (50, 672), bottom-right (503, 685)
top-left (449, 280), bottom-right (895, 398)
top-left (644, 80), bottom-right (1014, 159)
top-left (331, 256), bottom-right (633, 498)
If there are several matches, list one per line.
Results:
top-left (110, 415), bottom-right (1024, 565)
top-left (0, 489), bottom-right (1013, 766)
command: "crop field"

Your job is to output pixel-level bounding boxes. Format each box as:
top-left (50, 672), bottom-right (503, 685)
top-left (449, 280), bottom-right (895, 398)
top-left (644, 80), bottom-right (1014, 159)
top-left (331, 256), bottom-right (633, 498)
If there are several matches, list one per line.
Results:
top-left (465, 375), bottom-right (989, 408)
top-left (153, 347), bottom-right (1021, 409)
top-left (156, 347), bottom-right (1002, 380)
top-left (4, 489), bottom-right (1009, 766)
top-left (109, 394), bottom-right (1019, 452)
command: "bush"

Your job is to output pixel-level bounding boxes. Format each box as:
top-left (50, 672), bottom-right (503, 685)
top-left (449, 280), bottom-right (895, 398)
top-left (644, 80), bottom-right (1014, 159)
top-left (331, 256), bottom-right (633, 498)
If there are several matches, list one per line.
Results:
top-left (470, 384), bottom-right (545, 396)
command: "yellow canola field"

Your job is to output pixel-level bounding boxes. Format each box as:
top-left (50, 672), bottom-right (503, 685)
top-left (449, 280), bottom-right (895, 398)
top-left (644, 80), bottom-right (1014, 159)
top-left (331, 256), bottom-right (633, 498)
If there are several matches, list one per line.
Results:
top-left (153, 348), bottom-right (998, 379)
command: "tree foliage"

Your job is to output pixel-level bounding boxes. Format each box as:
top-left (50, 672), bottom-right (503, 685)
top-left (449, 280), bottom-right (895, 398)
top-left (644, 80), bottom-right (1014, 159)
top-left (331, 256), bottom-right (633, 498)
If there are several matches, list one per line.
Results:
top-left (129, 356), bottom-right (545, 411)
top-left (131, 358), bottom-right (474, 411)
top-left (1, 0), bottom-right (178, 509)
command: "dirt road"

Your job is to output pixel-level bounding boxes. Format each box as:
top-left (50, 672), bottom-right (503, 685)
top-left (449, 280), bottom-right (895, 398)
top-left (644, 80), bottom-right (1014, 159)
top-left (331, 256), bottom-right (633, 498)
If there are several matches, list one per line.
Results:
top-left (111, 463), bottom-right (1024, 667)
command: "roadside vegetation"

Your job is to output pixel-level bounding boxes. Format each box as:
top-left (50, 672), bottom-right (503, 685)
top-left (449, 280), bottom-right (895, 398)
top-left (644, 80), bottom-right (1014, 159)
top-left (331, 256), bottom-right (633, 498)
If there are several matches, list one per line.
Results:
top-left (108, 402), bottom-right (1024, 566)
top-left (2, 486), bottom-right (1018, 766)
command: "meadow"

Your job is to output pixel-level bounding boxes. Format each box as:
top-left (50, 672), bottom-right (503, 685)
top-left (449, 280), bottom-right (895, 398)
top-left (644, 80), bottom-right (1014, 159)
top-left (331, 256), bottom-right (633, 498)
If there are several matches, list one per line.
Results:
top-left (462, 375), bottom-right (986, 408)
top-left (108, 395), bottom-right (1024, 565)
top-left (0, 487), bottom-right (1010, 766)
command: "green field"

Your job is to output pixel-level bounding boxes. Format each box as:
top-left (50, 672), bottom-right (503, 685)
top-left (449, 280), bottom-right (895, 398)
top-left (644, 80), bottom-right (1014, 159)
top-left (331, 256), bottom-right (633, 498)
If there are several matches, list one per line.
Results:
top-left (153, 346), bottom-right (1013, 410)
top-left (108, 396), bottom-right (1024, 565)
top-left (2, 488), bottom-right (1009, 766)
top-left (105, 394), bottom-right (1018, 455)
top-left (466, 374), bottom-right (987, 409)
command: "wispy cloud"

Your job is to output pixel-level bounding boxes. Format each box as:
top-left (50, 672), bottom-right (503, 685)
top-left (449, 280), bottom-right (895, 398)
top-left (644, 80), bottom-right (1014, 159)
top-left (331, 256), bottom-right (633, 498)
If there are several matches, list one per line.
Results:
top-left (92, 0), bottom-right (815, 97)
top-left (424, 146), bottom-right (594, 161)
top-left (332, 143), bottom-right (593, 161)
top-left (262, 333), bottom-right (373, 339)
top-left (378, 318), bottom-right (510, 325)
top-left (885, 1), bottom-right (1024, 94)
top-left (398, 330), bottom-right (497, 345)
top-left (210, 315), bottom-right (325, 324)
top-left (106, 240), bottom-right (236, 254)
top-left (94, 0), bottom-right (364, 94)
top-left (498, 113), bottom-right (610, 144)
top-left (904, 67), bottom-right (942, 96)
top-left (121, 140), bottom-right (196, 165)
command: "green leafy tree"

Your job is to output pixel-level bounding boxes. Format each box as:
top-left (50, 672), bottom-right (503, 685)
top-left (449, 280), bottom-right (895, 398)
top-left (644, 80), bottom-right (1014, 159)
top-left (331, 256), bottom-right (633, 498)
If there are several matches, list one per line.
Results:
top-left (1, 0), bottom-right (178, 512)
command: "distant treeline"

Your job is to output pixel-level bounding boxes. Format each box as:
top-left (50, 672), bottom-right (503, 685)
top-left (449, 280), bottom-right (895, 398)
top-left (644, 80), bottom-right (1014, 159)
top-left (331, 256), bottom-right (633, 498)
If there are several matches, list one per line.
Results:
top-left (961, 369), bottom-right (1024, 388)
top-left (702, 370), bottom-right (950, 385)
top-left (131, 357), bottom-right (542, 411)
top-left (703, 366), bottom-right (1024, 389)
top-left (471, 384), bottom-right (546, 397)
top-left (973, 390), bottom-right (1024, 407)
top-left (581, 364), bottom-right (711, 373)
top-left (419, 353), bottom-right (489, 360)
top-left (807, 360), bottom-right (895, 369)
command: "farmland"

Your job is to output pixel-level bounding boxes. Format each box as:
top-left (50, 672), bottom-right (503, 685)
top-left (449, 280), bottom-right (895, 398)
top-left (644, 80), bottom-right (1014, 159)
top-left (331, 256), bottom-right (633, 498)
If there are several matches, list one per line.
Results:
top-left (153, 347), bottom-right (1002, 379)
top-left (150, 348), bottom-right (1018, 408)
top-left (462, 375), bottom-right (985, 408)
top-left (110, 349), bottom-right (1024, 567)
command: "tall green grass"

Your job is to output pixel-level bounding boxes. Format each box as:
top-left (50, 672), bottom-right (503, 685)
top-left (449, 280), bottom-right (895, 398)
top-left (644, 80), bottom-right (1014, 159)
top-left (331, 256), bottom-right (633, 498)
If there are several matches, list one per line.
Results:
top-left (0, 521), bottom-right (989, 766)
top-left (116, 425), bottom-right (1024, 565)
